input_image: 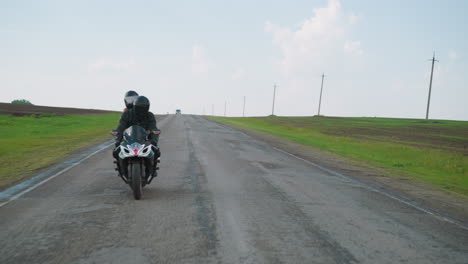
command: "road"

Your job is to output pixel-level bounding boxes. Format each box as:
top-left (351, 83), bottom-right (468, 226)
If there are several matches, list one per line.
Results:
top-left (1, 114), bottom-right (467, 264)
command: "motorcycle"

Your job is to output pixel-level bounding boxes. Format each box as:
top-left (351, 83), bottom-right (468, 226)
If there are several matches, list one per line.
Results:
top-left (111, 126), bottom-right (160, 200)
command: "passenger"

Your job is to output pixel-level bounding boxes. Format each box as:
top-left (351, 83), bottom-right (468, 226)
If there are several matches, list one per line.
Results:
top-left (113, 96), bottom-right (161, 176)
top-left (123, 90), bottom-right (139, 111)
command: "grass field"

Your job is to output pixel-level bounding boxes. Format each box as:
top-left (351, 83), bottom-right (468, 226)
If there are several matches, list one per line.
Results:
top-left (0, 113), bottom-right (120, 189)
top-left (210, 116), bottom-right (468, 197)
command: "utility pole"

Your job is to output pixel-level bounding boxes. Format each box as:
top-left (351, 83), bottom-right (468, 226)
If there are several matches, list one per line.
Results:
top-left (242, 96), bottom-right (246, 117)
top-left (426, 52), bottom-right (438, 120)
top-left (318, 73), bottom-right (325, 116)
top-left (224, 101), bottom-right (227, 117)
top-left (203, 107), bottom-right (205, 116)
top-left (272, 83), bottom-right (277, 116)
top-left (212, 104), bottom-right (214, 116)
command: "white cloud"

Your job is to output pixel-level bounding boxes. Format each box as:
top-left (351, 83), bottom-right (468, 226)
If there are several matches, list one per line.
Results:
top-left (344, 40), bottom-right (363, 55)
top-left (265, 0), bottom-right (360, 76)
top-left (348, 13), bottom-right (359, 25)
top-left (448, 49), bottom-right (458, 60)
top-left (191, 44), bottom-right (211, 75)
top-left (263, 0), bottom-right (366, 116)
top-left (231, 67), bottom-right (246, 80)
top-left (88, 57), bottom-right (136, 72)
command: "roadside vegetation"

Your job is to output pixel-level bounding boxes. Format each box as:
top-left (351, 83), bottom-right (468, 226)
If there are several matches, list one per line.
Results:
top-left (11, 99), bottom-right (32, 105)
top-left (0, 113), bottom-right (120, 189)
top-left (210, 116), bottom-right (468, 197)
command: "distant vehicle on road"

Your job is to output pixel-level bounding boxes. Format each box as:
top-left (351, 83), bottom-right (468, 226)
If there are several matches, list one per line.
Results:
top-left (176, 109), bottom-right (181, 114)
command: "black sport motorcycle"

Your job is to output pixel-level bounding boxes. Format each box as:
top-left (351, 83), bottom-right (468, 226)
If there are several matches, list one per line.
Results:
top-left (111, 126), bottom-right (160, 200)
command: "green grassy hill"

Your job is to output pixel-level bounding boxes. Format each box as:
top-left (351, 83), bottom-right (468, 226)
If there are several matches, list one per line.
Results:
top-left (0, 113), bottom-right (120, 189)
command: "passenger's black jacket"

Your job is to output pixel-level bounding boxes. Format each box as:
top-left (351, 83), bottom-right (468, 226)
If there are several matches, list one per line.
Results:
top-left (115, 109), bottom-right (158, 143)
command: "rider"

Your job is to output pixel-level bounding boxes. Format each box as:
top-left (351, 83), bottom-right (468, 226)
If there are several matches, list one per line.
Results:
top-left (113, 95), bottom-right (161, 176)
top-left (123, 90), bottom-right (139, 111)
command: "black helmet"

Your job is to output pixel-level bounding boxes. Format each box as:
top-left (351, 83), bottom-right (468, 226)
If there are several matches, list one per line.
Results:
top-left (133, 96), bottom-right (150, 116)
top-left (124, 90), bottom-right (139, 109)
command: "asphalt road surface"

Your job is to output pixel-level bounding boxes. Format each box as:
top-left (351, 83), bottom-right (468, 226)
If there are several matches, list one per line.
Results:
top-left (1, 115), bottom-right (467, 264)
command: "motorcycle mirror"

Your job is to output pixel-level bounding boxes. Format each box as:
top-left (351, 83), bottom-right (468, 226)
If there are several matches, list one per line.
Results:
top-left (152, 130), bottom-right (161, 135)
top-left (111, 130), bottom-right (118, 136)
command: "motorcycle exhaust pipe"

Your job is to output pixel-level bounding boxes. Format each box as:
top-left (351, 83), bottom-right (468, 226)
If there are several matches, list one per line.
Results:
top-left (120, 174), bottom-right (129, 184)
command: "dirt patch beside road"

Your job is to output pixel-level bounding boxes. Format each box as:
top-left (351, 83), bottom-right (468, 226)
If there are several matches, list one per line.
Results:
top-left (0, 103), bottom-right (119, 116)
top-left (216, 122), bottom-right (468, 225)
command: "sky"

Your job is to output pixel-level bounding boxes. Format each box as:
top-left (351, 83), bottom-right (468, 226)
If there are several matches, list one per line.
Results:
top-left (1, 0), bottom-right (467, 120)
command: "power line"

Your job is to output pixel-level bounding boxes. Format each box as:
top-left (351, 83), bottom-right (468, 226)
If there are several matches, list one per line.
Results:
top-left (272, 83), bottom-right (277, 116)
top-left (426, 52), bottom-right (438, 120)
top-left (317, 73), bottom-right (325, 116)
top-left (242, 96), bottom-right (246, 117)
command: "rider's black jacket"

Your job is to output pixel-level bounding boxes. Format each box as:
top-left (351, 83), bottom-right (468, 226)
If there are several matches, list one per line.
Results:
top-left (115, 109), bottom-right (158, 144)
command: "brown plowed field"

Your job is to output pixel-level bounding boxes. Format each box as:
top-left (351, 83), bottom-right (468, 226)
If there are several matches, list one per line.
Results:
top-left (0, 103), bottom-right (119, 116)
top-left (269, 116), bottom-right (468, 155)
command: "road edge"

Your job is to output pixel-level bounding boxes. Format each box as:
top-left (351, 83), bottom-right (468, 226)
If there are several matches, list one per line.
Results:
top-left (0, 140), bottom-right (114, 208)
top-left (0, 115), bottom-right (170, 207)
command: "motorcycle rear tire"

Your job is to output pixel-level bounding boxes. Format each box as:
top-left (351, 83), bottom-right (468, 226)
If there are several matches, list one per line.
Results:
top-left (130, 161), bottom-right (142, 200)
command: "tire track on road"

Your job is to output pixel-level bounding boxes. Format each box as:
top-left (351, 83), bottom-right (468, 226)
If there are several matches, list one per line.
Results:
top-left (184, 118), bottom-right (220, 259)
